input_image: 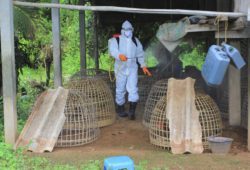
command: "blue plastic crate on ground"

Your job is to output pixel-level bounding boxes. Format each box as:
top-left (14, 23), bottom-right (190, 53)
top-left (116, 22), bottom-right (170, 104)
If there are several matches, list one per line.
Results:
top-left (104, 156), bottom-right (134, 170)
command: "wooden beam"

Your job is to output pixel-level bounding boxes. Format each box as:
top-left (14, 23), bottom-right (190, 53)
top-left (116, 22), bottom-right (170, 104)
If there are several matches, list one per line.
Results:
top-left (0, 0), bottom-right (17, 144)
top-left (228, 41), bottom-right (241, 126)
top-left (52, 0), bottom-right (62, 87)
top-left (215, 28), bottom-right (250, 39)
top-left (79, 0), bottom-right (86, 71)
top-left (186, 17), bottom-right (246, 33)
top-left (13, 1), bottom-right (246, 18)
top-left (185, 24), bottom-right (217, 32)
top-left (248, 37), bottom-right (250, 151)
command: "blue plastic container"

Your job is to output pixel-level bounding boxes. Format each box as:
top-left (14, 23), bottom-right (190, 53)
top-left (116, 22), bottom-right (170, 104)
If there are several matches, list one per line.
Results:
top-left (202, 45), bottom-right (230, 86)
top-left (104, 156), bottom-right (134, 170)
top-left (222, 43), bottom-right (246, 69)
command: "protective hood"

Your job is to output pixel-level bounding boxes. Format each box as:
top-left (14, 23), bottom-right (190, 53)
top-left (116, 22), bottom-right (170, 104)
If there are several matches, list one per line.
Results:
top-left (121, 20), bottom-right (133, 38)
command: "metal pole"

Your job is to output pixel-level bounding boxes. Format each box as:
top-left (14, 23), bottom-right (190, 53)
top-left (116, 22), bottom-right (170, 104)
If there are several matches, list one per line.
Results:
top-left (0, 0), bottom-right (17, 144)
top-left (13, 1), bottom-right (246, 18)
top-left (52, 0), bottom-right (62, 87)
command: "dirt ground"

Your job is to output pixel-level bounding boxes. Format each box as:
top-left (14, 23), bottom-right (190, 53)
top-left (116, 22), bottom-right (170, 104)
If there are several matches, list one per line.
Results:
top-left (31, 104), bottom-right (250, 170)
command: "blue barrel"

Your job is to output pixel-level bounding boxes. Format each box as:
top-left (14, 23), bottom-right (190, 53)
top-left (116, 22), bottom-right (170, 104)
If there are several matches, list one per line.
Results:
top-left (202, 45), bottom-right (230, 86)
top-left (222, 43), bottom-right (246, 70)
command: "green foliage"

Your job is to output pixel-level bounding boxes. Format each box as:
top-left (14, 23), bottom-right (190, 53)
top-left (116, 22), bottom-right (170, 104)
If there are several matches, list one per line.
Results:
top-left (0, 143), bottom-right (23, 170)
top-left (19, 66), bottom-right (48, 84)
top-left (17, 92), bottom-right (39, 133)
top-left (178, 42), bottom-right (206, 70)
top-left (14, 6), bottom-right (36, 38)
top-left (0, 97), bottom-right (3, 142)
top-left (145, 49), bottom-right (159, 68)
top-left (80, 160), bottom-right (101, 170)
top-left (0, 142), bottom-right (78, 170)
top-left (99, 53), bottom-right (114, 71)
top-left (135, 160), bottom-right (148, 170)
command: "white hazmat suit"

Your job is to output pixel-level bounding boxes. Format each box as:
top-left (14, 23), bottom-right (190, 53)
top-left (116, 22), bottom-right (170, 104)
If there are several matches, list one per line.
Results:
top-left (108, 21), bottom-right (146, 106)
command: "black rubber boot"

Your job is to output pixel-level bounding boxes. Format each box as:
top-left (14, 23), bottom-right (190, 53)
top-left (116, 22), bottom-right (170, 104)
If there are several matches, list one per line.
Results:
top-left (116, 104), bottom-right (127, 117)
top-left (128, 102), bottom-right (137, 120)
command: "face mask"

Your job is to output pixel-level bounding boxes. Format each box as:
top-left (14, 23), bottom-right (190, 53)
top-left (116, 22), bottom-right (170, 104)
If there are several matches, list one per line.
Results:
top-left (124, 30), bottom-right (132, 38)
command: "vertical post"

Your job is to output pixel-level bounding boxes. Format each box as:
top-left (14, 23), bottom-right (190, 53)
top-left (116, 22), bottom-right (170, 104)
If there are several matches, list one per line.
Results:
top-left (247, 6), bottom-right (250, 152)
top-left (93, 0), bottom-right (99, 69)
top-left (228, 42), bottom-right (241, 126)
top-left (248, 5), bottom-right (250, 21)
top-left (0, 0), bottom-right (17, 144)
top-left (79, 0), bottom-right (86, 71)
top-left (52, 0), bottom-right (62, 87)
top-left (248, 37), bottom-right (250, 151)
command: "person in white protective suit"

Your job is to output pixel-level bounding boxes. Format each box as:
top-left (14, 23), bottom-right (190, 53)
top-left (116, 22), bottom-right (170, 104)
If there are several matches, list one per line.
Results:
top-left (108, 20), bottom-right (152, 120)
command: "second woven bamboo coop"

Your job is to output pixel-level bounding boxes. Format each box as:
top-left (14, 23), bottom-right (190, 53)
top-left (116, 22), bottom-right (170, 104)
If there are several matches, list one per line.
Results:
top-left (56, 91), bottom-right (100, 147)
top-left (137, 75), bottom-right (158, 104)
top-left (67, 77), bottom-right (116, 127)
top-left (143, 79), bottom-right (169, 127)
top-left (143, 78), bottom-right (206, 127)
top-left (149, 93), bottom-right (223, 150)
top-left (71, 69), bottom-right (116, 96)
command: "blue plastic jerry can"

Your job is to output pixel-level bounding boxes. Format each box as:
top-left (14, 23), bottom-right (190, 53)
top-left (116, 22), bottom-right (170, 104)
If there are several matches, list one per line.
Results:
top-left (202, 45), bottom-right (230, 86)
top-left (104, 156), bottom-right (134, 170)
top-left (222, 43), bottom-right (246, 69)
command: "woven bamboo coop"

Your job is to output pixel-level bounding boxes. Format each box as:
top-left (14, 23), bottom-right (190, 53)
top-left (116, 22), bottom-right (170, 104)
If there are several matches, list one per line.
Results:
top-left (217, 89), bottom-right (229, 119)
top-left (67, 77), bottom-right (116, 127)
top-left (56, 91), bottom-right (100, 147)
top-left (71, 68), bottom-right (115, 96)
top-left (138, 75), bottom-right (158, 104)
top-left (143, 78), bottom-right (204, 127)
top-left (143, 79), bottom-right (169, 127)
top-left (149, 93), bottom-right (223, 150)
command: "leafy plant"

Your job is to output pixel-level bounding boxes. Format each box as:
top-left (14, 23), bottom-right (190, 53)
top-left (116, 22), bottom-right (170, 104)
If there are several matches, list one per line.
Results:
top-left (178, 41), bottom-right (206, 70)
top-left (14, 6), bottom-right (36, 38)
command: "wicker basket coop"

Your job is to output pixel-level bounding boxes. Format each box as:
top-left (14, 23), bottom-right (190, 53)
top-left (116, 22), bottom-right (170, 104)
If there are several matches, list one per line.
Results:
top-left (56, 91), bottom-right (100, 147)
top-left (149, 93), bottom-right (223, 150)
top-left (143, 78), bottom-right (205, 127)
top-left (143, 79), bottom-right (168, 127)
top-left (137, 75), bottom-right (158, 104)
top-left (67, 77), bottom-right (116, 127)
top-left (71, 68), bottom-right (115, 95)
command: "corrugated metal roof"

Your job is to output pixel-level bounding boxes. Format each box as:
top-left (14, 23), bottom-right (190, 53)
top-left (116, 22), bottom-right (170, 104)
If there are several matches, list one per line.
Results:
top-left (15, 87), bottom-right (68, 153)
